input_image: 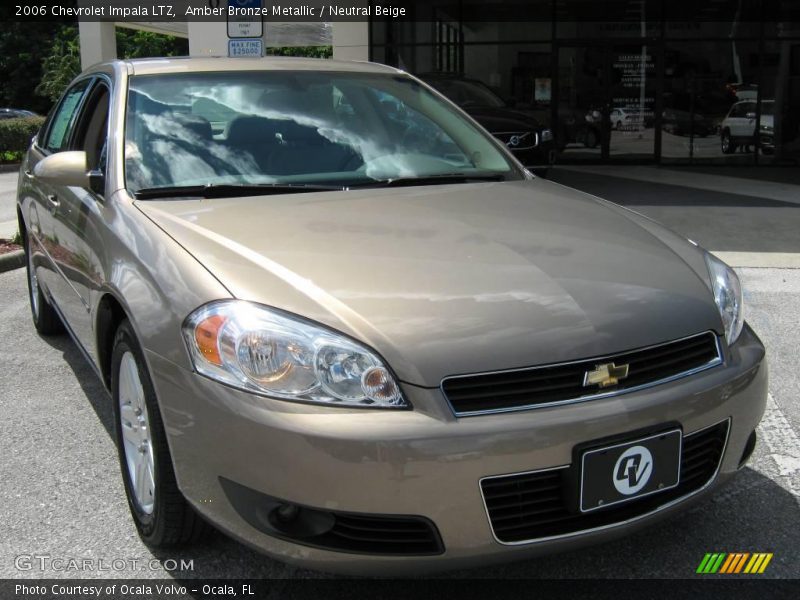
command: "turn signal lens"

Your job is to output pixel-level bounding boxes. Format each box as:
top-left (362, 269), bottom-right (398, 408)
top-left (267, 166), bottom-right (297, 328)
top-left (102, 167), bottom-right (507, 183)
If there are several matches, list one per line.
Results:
top-left (194, 314), bottom-right (226, 366)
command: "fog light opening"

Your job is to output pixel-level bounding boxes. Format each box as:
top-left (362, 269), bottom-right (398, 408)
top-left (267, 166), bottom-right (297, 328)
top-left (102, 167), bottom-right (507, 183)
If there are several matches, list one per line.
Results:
top-left (275, 503), bottom-right (300, 523)
top-left (738, 430), bottom-right (757, 469)
top-left (266, 503), bottom-right (336, 539)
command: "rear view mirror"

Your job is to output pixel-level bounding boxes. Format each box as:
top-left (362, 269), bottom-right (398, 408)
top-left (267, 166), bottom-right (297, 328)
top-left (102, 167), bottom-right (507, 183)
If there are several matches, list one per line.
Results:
top-left (33, 151), bottom-right (90, 188)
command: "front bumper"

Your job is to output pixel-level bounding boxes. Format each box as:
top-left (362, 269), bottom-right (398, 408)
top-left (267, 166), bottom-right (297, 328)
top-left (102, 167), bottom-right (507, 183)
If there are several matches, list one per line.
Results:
top-left (509, 140), bottom-right (556, 172)
top-left (149, 324), bottom-right (766, 575)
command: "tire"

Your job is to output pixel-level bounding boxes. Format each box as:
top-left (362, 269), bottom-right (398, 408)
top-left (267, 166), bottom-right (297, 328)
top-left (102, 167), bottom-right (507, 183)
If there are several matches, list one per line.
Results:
top-left (111, 319), bottom-right (211, 547)
top-left (25, 230), bottom-right (63, 335)
top-left (721, 132), bottom-right (737, 154)
top-left (616, 120), bottom-right (623, 130)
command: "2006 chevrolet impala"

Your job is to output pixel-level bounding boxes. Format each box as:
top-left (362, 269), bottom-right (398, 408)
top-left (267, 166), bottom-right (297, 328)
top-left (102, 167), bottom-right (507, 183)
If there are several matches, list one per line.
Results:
top-left (17, 57), bottom-right (766, 574)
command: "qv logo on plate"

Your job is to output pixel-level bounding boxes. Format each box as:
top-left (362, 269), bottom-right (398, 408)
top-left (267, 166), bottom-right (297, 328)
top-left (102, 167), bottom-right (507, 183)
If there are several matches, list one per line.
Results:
top-left (613, 446), bottom-right (653, 495)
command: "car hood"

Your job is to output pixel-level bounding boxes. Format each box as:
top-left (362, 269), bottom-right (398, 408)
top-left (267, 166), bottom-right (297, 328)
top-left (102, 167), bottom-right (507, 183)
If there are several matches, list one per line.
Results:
top-left (136, 180), bottom-right (721, 387)
top-left (464, 106), bottom-right (544, 132)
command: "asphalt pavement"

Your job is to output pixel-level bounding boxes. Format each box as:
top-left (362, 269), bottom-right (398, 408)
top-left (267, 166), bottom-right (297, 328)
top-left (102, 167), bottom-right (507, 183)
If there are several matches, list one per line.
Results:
top-left (0, 168), bottom-right (798, 579)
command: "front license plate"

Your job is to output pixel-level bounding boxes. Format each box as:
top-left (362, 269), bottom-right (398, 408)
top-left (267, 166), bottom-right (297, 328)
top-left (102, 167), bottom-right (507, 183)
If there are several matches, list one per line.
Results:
top-left (580, 429), bottom-right (682, 513)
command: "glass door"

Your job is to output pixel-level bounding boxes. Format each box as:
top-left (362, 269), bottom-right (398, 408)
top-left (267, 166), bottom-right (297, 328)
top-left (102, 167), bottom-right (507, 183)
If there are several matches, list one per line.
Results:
top-left (556, 44), bottom-right (608, 162)
top-left (607, 44), bottom-right (657, 161)
top-left (556, 43), bottom-right (656, 163)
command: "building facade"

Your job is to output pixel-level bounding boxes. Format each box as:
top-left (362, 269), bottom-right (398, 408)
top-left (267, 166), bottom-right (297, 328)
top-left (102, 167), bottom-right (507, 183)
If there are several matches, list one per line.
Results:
top-left (370, 0), bottom-right (800, 166)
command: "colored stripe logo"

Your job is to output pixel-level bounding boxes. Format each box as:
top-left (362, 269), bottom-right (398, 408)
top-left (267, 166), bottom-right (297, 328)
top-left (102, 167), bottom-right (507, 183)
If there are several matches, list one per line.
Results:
top-left (696, 552), bottom-right (773, 574)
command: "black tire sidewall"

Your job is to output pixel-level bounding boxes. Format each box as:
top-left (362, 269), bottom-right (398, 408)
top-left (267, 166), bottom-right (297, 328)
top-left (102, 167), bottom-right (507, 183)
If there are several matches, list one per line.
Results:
top-left (25, 231), bottom-right (60, 334)
top-left (111, 320), bottom-right (169, 543)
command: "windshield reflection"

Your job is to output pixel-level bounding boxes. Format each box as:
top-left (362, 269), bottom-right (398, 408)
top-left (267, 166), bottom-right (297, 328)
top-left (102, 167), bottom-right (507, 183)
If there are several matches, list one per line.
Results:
top-left (124, 71), bottom-right (518, 195)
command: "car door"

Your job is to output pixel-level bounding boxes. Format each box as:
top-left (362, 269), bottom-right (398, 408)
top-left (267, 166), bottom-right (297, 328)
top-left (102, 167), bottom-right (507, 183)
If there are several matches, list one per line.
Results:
top-left (730, 102), bottom-right (754, 138)
top-left (741, 102), bottom-right (757, 139)
top-left (47, 77), bottom-right (112, 359)
top-left (24, 78), bottom-right (93, 310)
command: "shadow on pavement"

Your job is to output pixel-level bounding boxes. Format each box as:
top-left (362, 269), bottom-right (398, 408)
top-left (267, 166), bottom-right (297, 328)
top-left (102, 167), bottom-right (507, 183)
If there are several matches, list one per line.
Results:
top-left (39, 331), bottom-right (115, 440)
top-left (548, 169), bottom-right (800, 254)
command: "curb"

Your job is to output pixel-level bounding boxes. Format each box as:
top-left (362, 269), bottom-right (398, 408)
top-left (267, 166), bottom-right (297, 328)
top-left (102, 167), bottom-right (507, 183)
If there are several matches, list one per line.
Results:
top-left (0, 249), bottom-right (25, 273)
top-left (0, 164), bottom-right (21, 174)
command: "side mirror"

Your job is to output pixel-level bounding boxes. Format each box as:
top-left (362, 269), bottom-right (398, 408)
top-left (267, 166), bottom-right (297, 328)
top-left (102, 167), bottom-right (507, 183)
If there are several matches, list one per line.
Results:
top-left (33, 151), bottom-right (107, 196)
top-left (33, 151), bottom-right (90, 188)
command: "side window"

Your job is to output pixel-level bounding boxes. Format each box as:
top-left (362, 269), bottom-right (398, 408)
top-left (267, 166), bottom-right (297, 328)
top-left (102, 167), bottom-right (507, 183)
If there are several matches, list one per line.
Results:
top-left (43, 79), bottom-right (92, 153)
top-left (73, 81), bottom-right (111, 173)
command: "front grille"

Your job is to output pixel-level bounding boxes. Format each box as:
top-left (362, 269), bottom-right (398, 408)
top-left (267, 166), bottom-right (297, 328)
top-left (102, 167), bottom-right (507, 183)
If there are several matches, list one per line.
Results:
top-left (481, 420), bottom-right (729, 544)
top-left (494, 131), bottom-right (538, 150)
top-left (443, 332), bottom-right (721, 416)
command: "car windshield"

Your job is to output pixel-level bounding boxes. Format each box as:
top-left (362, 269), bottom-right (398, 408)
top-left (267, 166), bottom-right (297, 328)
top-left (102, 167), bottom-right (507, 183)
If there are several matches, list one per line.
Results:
top-left (124, 70), bottom-right (520, 195)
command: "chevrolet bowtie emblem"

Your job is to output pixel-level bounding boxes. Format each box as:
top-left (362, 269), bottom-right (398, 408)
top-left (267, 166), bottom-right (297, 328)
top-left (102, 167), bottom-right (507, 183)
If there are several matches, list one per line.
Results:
top-left (583, 362), bottom-right (630, 388)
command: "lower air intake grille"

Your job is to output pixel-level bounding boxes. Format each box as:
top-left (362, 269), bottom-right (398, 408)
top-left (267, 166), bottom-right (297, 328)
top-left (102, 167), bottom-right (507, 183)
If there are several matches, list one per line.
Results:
top-left (323, 513), bottom-right (443, 555)
top-left (443, 331), bottom-right (722, 415)
top-left (481, 420), bottom-right (729, 544)
top-left (219, 477), bottom-right (443, 555)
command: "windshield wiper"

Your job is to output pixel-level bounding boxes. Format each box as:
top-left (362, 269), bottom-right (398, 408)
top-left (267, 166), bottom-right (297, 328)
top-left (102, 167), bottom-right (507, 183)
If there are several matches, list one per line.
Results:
top-left (134, 183), bottom-right (346, 200)
top-left (349, 173), bottom-right (507, 189)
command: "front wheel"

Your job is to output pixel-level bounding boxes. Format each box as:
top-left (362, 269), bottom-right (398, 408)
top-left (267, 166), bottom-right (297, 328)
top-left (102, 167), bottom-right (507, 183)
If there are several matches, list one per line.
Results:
top-left (721, 132), bottom-right (737, 154)
top-left (111, 319), bottom-right (211, 547)
top-left (25, 230), bottom-right (63, 335)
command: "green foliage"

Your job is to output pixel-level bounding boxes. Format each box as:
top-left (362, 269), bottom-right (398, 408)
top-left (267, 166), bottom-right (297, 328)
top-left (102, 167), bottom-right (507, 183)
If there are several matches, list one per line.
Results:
top-left (35, 25), bottom-right (189, 106)
top-left (36, 26), bottom-right (81, 103)
top-left (266, 46), bottom-right (333, 59)
top-left (116, 29), bottom-right (188, 59)
top-left (11, 231), bottom-right (23, 246)
top-left (1, 151), bottom-right (24, 164)
top-left (0, 22), bottom-right (62, 114)
top-left (0, 117), bottom-right (46, 156)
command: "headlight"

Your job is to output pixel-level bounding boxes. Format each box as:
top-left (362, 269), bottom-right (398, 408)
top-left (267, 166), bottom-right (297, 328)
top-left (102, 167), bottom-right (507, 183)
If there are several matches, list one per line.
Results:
top-left (541, 129), bottom-right (553, 142)
top-left (704, 253), bottom-right (744, 345)
top-left (183, 301), bottom-right (407, 408)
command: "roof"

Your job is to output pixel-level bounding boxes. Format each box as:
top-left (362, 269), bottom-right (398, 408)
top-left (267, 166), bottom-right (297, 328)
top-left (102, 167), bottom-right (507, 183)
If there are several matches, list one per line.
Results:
top-left (105, 56), bottom-right (401, 76)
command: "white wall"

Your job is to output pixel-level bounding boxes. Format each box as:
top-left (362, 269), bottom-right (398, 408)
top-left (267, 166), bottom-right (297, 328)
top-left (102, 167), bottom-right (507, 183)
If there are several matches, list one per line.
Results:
top-left (187, 21), bottom-right (229, 56)
top-left (78, 21), bottom-right (116, 69)
top-left (333, 22), bottom-right (369, 62)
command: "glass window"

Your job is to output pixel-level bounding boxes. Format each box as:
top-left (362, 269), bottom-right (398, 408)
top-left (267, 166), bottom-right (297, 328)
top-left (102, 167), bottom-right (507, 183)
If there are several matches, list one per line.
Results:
top-left (124, 71), bottom-right (520, 194)
top-left (662, 40), bottom-right (761, 163)
top-left (44, 79), bottom-right (91, 153)
top-left (73, 83), bottom-right (111, 173)
top-left (758, 39), bottom-right (800, 165)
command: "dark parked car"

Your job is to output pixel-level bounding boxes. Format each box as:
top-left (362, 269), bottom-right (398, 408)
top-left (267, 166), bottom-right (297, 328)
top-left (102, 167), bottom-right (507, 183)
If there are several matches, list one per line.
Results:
top-left (0, 108), bottom-right (39, 120)
top-left (420, 74), bottom-right (556, 175)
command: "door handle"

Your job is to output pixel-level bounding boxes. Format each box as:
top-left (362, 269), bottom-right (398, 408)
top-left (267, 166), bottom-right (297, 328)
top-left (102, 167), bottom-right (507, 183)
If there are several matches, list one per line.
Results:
top-left (24, 170), bottom-right (35, 179)
top-left (47, 194), bottom-right (60, 212)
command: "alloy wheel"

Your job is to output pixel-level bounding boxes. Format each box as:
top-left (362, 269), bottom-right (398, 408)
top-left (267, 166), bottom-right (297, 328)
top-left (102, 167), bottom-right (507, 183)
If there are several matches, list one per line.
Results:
top-left (118, 351), bottom-right (156, 515)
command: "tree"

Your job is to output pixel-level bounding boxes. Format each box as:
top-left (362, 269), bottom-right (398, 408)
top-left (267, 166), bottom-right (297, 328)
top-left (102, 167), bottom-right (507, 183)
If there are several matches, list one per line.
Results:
top-left (0, 22), bottom-right (63, 113)
top-left (116, 28), bottom-right (188, 59)
top-left (36, 26), bottom-right (81, 103)
top-left (35, 25), bottom-right (189, 106)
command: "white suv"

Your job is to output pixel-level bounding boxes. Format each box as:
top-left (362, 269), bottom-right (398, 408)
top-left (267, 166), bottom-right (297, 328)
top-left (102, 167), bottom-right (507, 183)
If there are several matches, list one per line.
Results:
top-left (720, 100), bottom-right (773, 154)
